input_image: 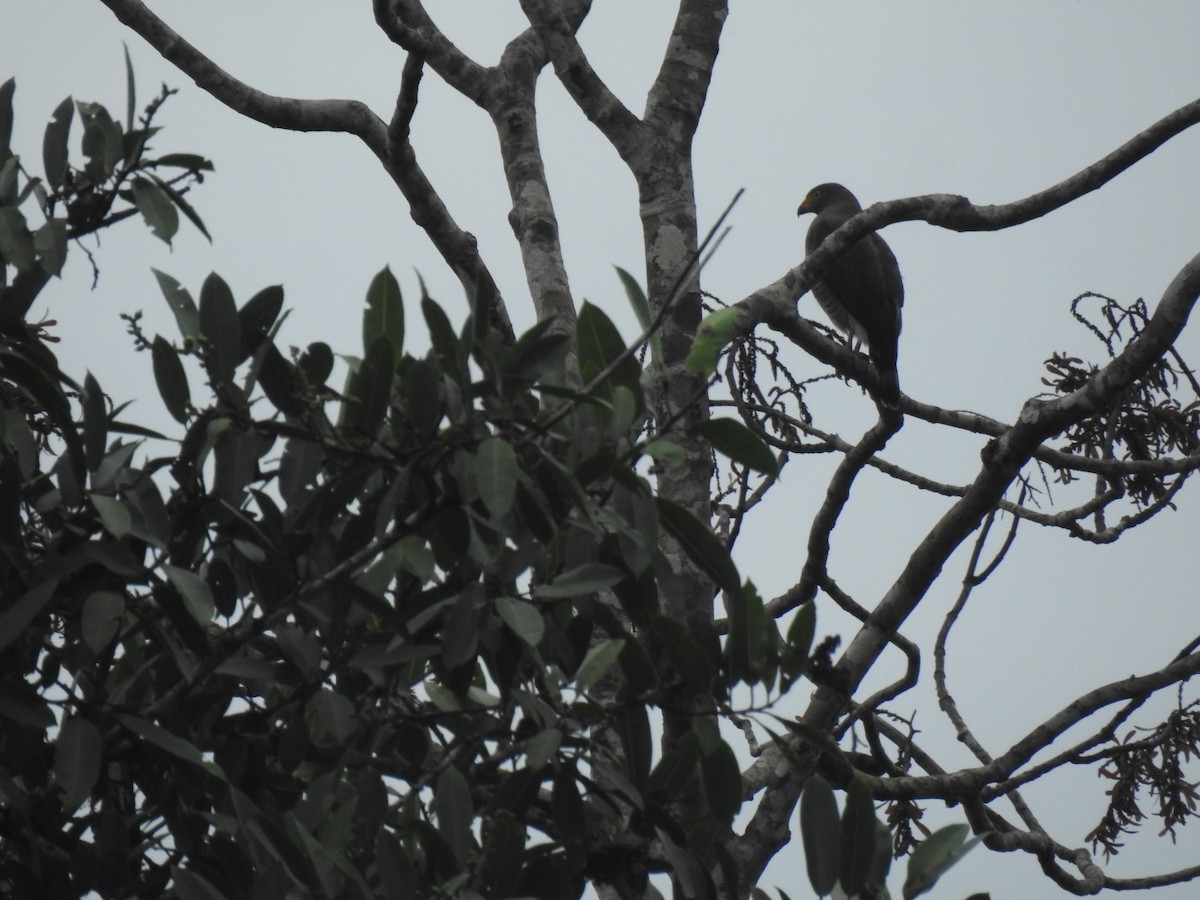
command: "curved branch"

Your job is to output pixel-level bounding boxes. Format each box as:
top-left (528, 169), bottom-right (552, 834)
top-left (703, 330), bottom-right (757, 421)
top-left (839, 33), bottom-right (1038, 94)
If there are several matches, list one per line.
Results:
top-left (734, 251), bottom-right (1200, 889)
top-left (518, 0), bottom-right (644, 162)
top-left (372, 0), bottom-right (494, 105)
top-left (100, 0), bottom-right (507, 322)
top-left (100, 0), bottom-right (383, 139)
top-left (728, 96), bottom-right (1200, 343)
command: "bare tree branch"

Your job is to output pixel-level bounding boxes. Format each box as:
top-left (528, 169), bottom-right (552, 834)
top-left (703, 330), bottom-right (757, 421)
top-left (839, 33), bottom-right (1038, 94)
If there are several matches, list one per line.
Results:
top-left (98, 0), bottom-right (506, 321)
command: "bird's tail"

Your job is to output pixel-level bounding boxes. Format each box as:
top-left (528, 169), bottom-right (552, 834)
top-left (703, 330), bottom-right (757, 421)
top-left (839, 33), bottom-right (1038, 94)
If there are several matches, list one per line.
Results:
top-left (872, 351), bottom-right (901, 410)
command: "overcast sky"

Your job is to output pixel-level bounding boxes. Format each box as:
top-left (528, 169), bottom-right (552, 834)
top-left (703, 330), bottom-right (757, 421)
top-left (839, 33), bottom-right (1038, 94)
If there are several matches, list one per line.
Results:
top-left (6, 3), bottom-right (1200, 896)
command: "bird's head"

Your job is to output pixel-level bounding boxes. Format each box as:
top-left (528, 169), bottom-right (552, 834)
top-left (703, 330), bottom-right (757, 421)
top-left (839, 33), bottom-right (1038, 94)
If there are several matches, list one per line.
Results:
top-left (797, 182), bottom-right (862, 218)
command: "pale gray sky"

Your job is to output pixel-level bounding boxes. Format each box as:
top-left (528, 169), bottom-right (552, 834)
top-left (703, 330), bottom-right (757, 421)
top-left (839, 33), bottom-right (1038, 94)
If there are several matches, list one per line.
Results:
top-left (5, 3), bottom-right (1200, 896)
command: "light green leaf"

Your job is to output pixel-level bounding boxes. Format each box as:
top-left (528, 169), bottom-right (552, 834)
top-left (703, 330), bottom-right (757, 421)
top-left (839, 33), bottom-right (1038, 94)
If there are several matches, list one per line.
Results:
top-left (91, 493), bottom-right (131, 539)
top-left (532, 562), bottom-right (625, 599)
top-left (496, 596), bottom-right (545, 646)
top-left (685, 306), bottom-right (740, 375)
top-left (164, 564), bottom-right (215, 624)
top-left (574, 638), bottom-right (625, 693)
top-left (904, 824), bottom-right (981, 899)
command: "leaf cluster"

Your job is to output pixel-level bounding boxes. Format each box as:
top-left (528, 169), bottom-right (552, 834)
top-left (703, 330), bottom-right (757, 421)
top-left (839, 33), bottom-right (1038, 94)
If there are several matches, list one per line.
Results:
top-left (1043, 292), bottom-right (1200, 507)
top-left (0, 220), bottom-right (807, 897)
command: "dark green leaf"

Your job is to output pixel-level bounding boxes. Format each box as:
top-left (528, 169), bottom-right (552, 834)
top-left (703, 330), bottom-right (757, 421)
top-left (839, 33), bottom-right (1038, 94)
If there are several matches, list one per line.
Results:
top-left (800, 772), bottom-right (840, 896)
top-left (77, 100), bottom-right (123, 179)
top-left (32, 217), bottom-right (67, 276)
top-left (700, 737), bottom-right (742, 826)
top-left (782, 602), bottom-right (816, 684)
top-left (475, 436), bottom-right (517, 519)
top-left (903, 824), bottom-right (980, 899)
top-left (422, 294), bottom-right (467, 391)
top-left (346, 336), bottom-right (394, 437)
top-left (441, 590), bottom-right (480, 670)
top-left (82, 372), bottom-right (108, 471)
top-left (0, 79), bottom-right (14, 160)
top-left (238, 284), bottom-right (284, 345)
top-left (55, 717), bottom-right (102, 813)
top-left (278, 436), bottom-right (323, 505)
top-left (525, 729), bottom-right (561, 771)
top-left (866, 819), bottom-right (893, 893)
top-left (151, 173), bottom-right (212, 242)
top-left (576, 300), bottom-right (640, 398)
top-left (364, 266), bottom-right (404, 357)
top-left (153, 269), bottom-right (200, 340)
top-left (42, 96), bottom-right (74, 191)
top-left (0, 206), bottom-right (35, 272)
top-left (153, 153), bottom-right (214, 172)
top-left (199, 272), bottom-right (241, 382)
top-left (172, 868), bottom-right (228, 900)
top-left (0, 580), bottom-right (59, 654)
top-left (116, 714), bottom-right (226, 780)
top-left (297, 341), bottom-right (333, 386)
top-left (258, 341), bottom-right (305, 418)
top-left (696, 417), bottom-right (778, 477)
top-left (122, 44), bottom-right (136, 132)
top-left (83, 590), bottom-right (126, 653)
top-left (404, 356), bottom-right (442, 436)
top-left (434, 767), bottom-right (474, 864)
top-left (655, 497), bottom-right (741, 597)
top-left (151, 335), bottom-right (190, 424)
top-left (130, 177), bottom-right (179, 243)
top-left (375, 831), bottom-right (417, 900)
top-left (839, 776), bottom-right (877, 898)
top-left (647, 731), bottom-right (700, 799)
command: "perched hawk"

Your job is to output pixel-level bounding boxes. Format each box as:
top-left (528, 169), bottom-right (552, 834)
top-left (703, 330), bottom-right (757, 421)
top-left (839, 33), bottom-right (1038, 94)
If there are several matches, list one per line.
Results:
top-left (797, 183), bottom-right (904, 408)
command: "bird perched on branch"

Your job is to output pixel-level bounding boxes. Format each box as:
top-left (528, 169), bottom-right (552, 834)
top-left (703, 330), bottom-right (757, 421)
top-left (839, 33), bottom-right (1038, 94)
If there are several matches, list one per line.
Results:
top-left (797, 183), bottom-right (904, 408)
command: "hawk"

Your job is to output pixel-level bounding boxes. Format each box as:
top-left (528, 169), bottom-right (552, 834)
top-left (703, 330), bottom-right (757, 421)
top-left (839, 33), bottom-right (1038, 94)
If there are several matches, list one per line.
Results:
top-left (797, 183), bottom-right (904, 408)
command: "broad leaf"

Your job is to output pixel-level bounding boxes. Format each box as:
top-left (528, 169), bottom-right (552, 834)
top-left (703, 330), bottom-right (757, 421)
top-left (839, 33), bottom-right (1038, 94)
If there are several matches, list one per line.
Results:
top-left (151, 335), bottom-right (190, 424)
top-left (55, 717), bottom-right (102, 813)
top-left (364, 266), bottom-right (404, 356)
top-left (695, 417), bottom-right (778, 477)
top-left (839, 776), bottom-right (877, 898)
top-left (475, 436), bottom-right (517, 519)
top-left (800, 773), bottom-right (840, 896)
